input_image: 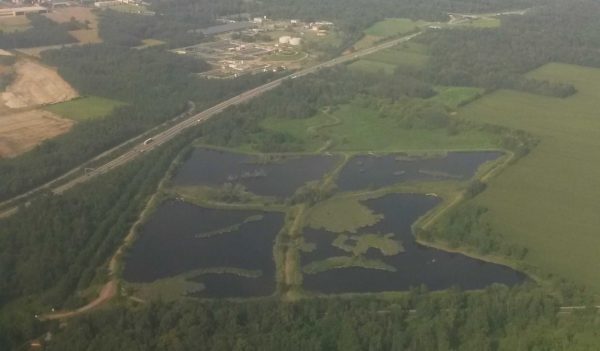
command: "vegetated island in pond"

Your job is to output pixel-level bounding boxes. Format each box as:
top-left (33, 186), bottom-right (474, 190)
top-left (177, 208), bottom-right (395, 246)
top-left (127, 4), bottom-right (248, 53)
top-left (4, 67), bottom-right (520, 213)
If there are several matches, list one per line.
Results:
top-left (122, 147), bottom-right (527, 299)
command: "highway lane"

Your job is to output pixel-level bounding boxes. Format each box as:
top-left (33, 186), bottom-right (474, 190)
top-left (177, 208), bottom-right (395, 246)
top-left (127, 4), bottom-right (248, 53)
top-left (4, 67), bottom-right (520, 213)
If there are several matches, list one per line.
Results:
top-left (2, 31), bottom-right (424, 210)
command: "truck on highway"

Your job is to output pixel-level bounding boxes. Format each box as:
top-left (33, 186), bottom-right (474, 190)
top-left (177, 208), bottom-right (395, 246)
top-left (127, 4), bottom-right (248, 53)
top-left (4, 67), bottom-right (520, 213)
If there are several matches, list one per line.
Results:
top-left (143, 138), bottom-right (154, 145)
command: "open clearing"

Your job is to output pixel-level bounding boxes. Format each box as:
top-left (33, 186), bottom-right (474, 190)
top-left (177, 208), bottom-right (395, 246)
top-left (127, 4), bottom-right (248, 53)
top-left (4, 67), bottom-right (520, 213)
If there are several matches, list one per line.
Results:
top-left (364, 18), bottom-right (431, 37)
top-left (457, 63), bottom-right (600, 290)
top-left (349, 42), bottom-right (429, 74)
top-left (431, 86), bottom-right (483, 110)
top-left (260, 100), bottom-right (497, 152)
top-left (0, 109), bottom-right (73, 158)
top-left (1, 60), bottom-right (78, 109)
top-left (46, 96), bottom-right (125, 121)
top-left (353, 19), bottom-right (431, 51)
top-left (45, 7), bottom-right (101, 44)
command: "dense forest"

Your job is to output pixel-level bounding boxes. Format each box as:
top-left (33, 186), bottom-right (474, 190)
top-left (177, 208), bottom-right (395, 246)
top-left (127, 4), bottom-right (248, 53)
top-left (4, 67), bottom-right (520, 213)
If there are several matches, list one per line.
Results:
top-left (0, 127), bottom-right (205, 350)
top-left (0, 14), bottom-right (77, 49)
top-left (421, 0), bottom-right (600, 93)
top-left (98, 10), bottom-right (205, 47)
top-left (30, 284), bottom-right (599, 351)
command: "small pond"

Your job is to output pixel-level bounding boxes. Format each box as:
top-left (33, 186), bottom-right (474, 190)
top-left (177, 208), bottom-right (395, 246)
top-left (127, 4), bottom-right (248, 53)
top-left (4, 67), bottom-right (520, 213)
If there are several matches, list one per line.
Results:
top-left (301, 193), bottom-right (527, 294)
top-left (123, 200), bottom-right (284, 298)
top-left (173, 148), bottom-right (340, 197)
top-left (337, 151), bottom-right (503, 191)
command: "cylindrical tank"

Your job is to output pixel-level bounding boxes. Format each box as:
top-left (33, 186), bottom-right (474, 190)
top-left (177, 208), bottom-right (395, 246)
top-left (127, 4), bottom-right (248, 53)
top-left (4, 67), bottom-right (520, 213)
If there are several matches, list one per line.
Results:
top-left (279, 36), bottom-right (291, 44)
top-left (289, 37), bottom-right (301, 46)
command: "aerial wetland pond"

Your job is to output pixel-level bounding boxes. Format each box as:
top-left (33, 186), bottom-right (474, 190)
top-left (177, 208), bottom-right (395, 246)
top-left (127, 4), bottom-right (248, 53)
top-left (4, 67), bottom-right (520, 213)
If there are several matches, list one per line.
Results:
top-left (123, 148), bottom-right (527, 298)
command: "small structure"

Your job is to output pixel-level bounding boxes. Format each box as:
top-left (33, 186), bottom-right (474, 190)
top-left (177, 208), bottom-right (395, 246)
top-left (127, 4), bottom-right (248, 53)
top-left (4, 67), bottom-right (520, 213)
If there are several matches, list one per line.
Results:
top-left (0, 6), bottom-right (49, 17)
top-left (289, 37), bottom-right (301, 46)
top-left (278, 35), bottom-right (291, 44)
top-left (94, 1), bottom-right (120, 8)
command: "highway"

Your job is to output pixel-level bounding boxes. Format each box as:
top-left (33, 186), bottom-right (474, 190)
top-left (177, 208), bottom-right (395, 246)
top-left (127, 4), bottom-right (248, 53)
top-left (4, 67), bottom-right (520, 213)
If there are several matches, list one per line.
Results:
top-left (0, 31), bottom-right (422, 215)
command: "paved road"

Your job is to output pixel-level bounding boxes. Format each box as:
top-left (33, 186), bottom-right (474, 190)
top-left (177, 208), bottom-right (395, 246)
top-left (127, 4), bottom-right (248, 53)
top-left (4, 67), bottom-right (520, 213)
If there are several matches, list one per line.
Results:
top-left (0, 31), bottom-right (422, 217)
top-left (53, 32), bottom-right (422, 193)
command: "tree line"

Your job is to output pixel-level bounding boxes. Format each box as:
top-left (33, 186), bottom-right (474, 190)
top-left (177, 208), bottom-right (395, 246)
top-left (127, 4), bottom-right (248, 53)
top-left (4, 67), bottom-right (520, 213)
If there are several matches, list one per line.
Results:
top-left (35, 284), bottom-right (600, 351)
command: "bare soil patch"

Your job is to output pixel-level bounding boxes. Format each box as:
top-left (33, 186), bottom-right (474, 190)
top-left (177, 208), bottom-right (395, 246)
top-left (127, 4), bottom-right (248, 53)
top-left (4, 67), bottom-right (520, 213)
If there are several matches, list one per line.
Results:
top-left (46, 7), bottom-right (101, 44)
top-left (0, 109), bottom-right (73, 158)
top-left (2, 60), bottom-right (78, 109)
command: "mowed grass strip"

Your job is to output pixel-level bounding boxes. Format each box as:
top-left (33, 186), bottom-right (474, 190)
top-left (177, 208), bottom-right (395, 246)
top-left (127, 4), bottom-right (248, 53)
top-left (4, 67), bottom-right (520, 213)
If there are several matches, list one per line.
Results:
top-left (46, 96), bottom-right (126, 121)
top-left (457, 63), bottom-right (600, 290)
top-left (364, 18), bottom-right (431, 37)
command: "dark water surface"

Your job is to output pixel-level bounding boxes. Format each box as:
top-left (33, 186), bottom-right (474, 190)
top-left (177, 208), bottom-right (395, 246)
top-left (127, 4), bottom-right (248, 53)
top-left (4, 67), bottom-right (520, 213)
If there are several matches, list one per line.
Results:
top-left (302, 194), bottom-right (527, 294)
top-left (123, 200), bottom-right (283, 297)
top-left (337, 151), bottom-right (503, 191)
top-left (173, 148), bottom-right (339, 197)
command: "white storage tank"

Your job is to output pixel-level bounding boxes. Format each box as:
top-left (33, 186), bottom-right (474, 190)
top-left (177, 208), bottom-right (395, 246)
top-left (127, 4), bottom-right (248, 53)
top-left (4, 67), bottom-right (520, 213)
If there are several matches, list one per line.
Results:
top-left (279, 36), bottom-right (291, 44)
top-left (289, 37), bottom-right (302, 46)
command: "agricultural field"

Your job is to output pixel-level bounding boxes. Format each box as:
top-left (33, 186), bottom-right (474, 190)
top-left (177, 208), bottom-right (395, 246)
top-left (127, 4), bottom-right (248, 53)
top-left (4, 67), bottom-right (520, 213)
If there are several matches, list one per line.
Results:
top-left (45, 6), bottom-right (102, 44)
top-left (456, 17), bottom-right (501, 28)
top-left (349, 42), bottom-right (429, 75)
top-left (353, 18), bottom-right (432, 50)
top-left (46, 96), bottom-right (125, 121)
top-left (260, 99), bottom-right (498, 152)
top-left (364, 18), bottom-right (432, 37)
top-left (1, 59), bottom-right (78, 109)
top-left (0, 110), bottom-right (73, 158)
top-left (457, 63), bottom-right (600, 290)
top-left (347, 59), bottom-right (397, 75)
top-left (0, 58), bottom-right (79, 157)
top-left (0, 16), bottom-right (31, 33)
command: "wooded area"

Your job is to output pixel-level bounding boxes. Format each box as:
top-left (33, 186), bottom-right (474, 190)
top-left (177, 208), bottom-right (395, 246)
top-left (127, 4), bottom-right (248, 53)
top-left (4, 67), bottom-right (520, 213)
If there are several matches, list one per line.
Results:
top-left (40, 285), bottom-right (599, 351)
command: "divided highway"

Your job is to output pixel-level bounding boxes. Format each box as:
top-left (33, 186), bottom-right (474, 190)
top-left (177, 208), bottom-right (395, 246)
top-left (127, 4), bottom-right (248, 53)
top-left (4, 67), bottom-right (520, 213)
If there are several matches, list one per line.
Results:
top-left (0, 31), bottom-right (422, 215)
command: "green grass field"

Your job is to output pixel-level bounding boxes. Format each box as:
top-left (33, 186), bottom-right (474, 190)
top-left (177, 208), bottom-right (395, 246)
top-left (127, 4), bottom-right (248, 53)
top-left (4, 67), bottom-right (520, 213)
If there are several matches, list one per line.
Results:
top-left (458, 17), bottom-right (501, 28)
top-left (348, 59), bottom-right (397, 75)
top-left (261, 101), bottom-right (498, 152)
top-left (457, 63), bottom-right (600, 290)
top-left (431, 86), bottom-right (484, 110)
top-left (364, 18), bottom-right (431, 37)
top-left (46, 96), bottom-right (125, 121)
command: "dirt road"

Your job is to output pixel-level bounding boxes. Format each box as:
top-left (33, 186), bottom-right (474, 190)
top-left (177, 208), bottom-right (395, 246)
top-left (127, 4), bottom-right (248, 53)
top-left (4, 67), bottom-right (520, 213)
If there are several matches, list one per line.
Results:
top-left (40, 281), bottom-right (117, 321)
top-left (2, 60), bottom-right (78, 109)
